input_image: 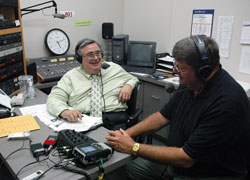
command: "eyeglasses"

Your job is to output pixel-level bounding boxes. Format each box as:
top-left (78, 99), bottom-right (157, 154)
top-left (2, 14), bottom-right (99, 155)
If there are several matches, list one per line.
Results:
top-left (173, 60), bottom-right (191, 74)
top-left (83, 51), bottom-right (102, 59)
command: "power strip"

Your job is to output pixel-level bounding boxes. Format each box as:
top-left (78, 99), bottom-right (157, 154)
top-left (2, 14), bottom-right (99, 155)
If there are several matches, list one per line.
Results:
top-left (7, 131), bottom-right (30, 140)
top-left (21, 170), bottom-right (43, 180)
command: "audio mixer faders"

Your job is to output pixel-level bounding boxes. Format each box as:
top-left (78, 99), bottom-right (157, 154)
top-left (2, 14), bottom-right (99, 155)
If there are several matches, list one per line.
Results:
top-left (27, 55), bottom-right (80, 83)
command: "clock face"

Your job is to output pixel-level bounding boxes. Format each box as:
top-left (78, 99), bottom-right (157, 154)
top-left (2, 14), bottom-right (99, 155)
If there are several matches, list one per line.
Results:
top-left (45, 28), bottom-right (70, 55)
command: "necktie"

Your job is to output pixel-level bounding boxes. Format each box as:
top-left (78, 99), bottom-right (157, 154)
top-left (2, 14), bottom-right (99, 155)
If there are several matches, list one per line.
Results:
top-left (90, 75), bottom-right (102, 117)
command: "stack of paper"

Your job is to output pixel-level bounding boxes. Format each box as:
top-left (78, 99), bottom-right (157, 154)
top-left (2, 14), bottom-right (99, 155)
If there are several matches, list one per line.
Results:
top-left (19, 104), bottom-right (102, 132)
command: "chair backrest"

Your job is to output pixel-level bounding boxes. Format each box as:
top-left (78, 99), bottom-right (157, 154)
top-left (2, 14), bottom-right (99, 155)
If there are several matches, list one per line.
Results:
top-left (125, 81), bottom-right (143, 130)
top-left (126, 82), bottom-right (141, 116)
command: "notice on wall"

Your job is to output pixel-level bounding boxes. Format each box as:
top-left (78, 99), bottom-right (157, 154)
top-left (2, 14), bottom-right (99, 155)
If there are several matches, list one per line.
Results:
top-left (191, 9), bottom-right (214, 37)
top-left (239, 47), bottom-right (250, 74)
top-left (240, 21), bottom-right (250, 44)
top-left (58, 11), bottom-right (75, 18)
top-left (75, 20), bottom-right (91, 26)
top-left (216, 16), bottom-right (234, 58)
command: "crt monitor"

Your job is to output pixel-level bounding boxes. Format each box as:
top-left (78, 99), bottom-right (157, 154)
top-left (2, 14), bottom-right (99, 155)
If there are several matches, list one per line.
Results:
top-left (127, 41), bottom-right (156, 67)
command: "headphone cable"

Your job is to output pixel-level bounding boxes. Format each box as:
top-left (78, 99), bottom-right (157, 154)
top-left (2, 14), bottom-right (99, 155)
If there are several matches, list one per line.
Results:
top-left (100, 71), bottom-right (107, 124)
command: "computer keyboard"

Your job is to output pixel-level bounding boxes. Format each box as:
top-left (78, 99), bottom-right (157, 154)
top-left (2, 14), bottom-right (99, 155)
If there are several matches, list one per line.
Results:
top-left (123, 65), bottom-right (155, 74)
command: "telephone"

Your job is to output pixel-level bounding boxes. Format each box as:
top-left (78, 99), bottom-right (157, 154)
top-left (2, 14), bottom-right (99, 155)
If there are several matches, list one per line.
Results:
top-left (0, 89), bottom-right (11, 118)
top-left (0, 105), bottom-right (11, 118)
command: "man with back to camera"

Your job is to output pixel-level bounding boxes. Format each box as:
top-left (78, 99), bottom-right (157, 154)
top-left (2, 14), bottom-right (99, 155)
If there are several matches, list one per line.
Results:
top-left (46, 38), bottom-right (139, 130)
top-left (106, 35), bottom-right (250, 180)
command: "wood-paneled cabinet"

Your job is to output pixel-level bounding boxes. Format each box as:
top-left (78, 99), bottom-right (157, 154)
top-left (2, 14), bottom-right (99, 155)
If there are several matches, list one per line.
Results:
top-left (0, 0), bottom-right (26, 94)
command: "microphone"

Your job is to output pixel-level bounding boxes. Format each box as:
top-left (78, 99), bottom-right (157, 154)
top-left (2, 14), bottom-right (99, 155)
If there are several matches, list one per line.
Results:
top-left (52, 14), bottom-right (65, 19)
top-left (165, 83), bottom-right (175, 93)
top-left (101, 62), bottom-right (110, 69)
top-left (165, 83), bottom-right (187, 94)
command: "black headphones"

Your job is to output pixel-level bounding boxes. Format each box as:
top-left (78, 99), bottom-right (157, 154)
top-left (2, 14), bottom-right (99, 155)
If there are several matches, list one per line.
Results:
top-left (191, 35), bottom-right (213, 80)
top-left (75, 39), bottom-right (104, 63)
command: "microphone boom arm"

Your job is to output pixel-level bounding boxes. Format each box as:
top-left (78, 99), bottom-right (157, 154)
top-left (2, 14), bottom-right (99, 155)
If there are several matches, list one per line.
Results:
top-left (21, 0), bottom-right (58, 17)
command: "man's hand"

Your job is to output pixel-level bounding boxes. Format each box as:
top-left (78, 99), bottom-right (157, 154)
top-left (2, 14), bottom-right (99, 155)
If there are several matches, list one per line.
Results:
top-left (106, 129), bottom-right (135, 154)
top-left (118, 84), bottom-right (133, 103)
top-left (60, 109), bottom-right (82, 122)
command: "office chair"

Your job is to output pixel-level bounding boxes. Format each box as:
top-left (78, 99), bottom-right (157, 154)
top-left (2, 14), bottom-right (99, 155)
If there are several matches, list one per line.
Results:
top-left (126, 81), bottom-right (143, 129)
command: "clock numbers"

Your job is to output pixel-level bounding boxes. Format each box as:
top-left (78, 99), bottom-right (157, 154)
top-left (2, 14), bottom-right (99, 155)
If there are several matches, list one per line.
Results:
top-left (45, 29), bottom-right (70, 55)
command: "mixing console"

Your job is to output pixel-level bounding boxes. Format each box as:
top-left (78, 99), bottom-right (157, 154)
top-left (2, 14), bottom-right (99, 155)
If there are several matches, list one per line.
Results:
top-left (27, 55), bottom-right (80, 83)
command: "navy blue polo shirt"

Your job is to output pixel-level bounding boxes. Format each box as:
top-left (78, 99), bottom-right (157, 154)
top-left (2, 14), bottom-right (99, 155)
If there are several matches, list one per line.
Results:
top-left (160, 68), bottom-right (250, 177)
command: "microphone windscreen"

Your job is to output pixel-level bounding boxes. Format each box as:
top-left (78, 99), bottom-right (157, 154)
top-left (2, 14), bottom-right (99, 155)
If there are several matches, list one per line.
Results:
top-left (165, 83), bottom-right (175, 93)
top-left (52, 14), bottom-right (65, 19)
top-left (101, 62), bottom-right (110, 69)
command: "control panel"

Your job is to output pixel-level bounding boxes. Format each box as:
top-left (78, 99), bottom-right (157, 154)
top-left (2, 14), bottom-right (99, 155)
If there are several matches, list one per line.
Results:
top-left (57, 129), bottom-right (97, 148)
top-left (27, 55), bottom-right (80, 83)
top-left (57, 129), bottom-right (113, 165)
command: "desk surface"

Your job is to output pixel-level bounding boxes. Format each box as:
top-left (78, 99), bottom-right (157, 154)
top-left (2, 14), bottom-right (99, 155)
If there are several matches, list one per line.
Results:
top-left (0, 89), bottom-right (132, 180)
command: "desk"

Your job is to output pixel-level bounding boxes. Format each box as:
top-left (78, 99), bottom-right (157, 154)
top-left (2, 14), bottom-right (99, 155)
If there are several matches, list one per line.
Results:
top-left (0, 89), bottom-right (132, 180)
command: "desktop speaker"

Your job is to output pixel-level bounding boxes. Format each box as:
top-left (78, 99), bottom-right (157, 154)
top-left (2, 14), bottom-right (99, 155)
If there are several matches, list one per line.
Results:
top-left (27, 62), bottom-right (37, 84)
top-left (102, 23), bottom-right (114, 39)
top-left (112, 34), bottom-right (129, 65)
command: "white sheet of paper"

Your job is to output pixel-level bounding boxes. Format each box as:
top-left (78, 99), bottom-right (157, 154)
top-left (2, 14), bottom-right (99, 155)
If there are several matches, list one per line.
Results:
top-left (19, 104), bottom-right (102, 132)
top-left (19, 104), bottom-right (55, 125)
top-left (216, 16), bottom-right (234, 58)
top-left (0, 94), bottom-right (11, 109)
top-left (49, 115), bottom-right (102, 132)
top-left (239, 47), bottom-right (250, 75)
top-left (240, 21), bottom-right (250, 44)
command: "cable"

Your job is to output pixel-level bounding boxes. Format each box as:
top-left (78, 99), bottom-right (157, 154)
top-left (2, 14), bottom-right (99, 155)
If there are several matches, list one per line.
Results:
top-left (59, 164), bottom-right (92, 180)
top-left (16, 157), bottom-right (49, 176)
top-left (0, 139), bottom-right (31, 171)
top-left (100, 71), bottom-right (111, 129)
top-left (98, 158), bottom-right (104, 180)
top-left (100, 71), bottom-right (107, 116)
top-left (35, 163), bottom-right (59, 180)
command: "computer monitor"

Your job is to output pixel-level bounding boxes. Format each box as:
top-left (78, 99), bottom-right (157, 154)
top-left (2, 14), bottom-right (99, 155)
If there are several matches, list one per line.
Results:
top-left (127, 41), bottom-right (156, 67)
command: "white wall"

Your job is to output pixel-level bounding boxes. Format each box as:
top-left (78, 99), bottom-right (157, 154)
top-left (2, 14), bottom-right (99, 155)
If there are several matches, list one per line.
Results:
top-left (124, 0), bottom-right (250, 83)
top-left (123, 0), bottom-right (173, 54)
top-left (21, 0), bottom-right (250, 83)
top-left (20, 0), bottom-right (124, 58)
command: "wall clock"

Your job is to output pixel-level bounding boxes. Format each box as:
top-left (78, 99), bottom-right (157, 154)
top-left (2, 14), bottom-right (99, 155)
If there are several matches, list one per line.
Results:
top-left (45, 28), bottom-right (70, 56)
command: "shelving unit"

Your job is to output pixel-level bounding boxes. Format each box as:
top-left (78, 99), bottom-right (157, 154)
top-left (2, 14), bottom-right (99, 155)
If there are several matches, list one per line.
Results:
top-left (155, 53), bottom-right (174, 74)
top-left (0, 0), bottom-right (26, 95)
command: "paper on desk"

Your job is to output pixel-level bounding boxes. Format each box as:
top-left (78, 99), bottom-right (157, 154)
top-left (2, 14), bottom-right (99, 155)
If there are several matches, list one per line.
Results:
top-left (0, 89), bottom-right (11, 109)
top-left (49, 115), bottom-right (102, 132)
top-left (19, 104), bottom-right (55, 125)
top-left (129, 72), bottom-right (148, 76)
top-left (158, 56), bottom-right (174, 62)
top-left (19, 104), bottom-right (103, 132)
top-left (0, 115), bottom-right (40, 137)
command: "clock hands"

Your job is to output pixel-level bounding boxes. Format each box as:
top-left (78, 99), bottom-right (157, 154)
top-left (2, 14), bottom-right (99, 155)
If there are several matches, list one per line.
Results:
top-left (56, 39), bottom-right (66, 48)
top-left (56, 41), bottom-right (61, 48)
top-left (58, 39), bottom-right (65, 43)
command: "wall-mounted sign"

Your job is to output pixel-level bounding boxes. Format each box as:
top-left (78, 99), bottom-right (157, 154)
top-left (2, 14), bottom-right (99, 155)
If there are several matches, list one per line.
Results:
top-left (191, 9), bottom-right (214, 37)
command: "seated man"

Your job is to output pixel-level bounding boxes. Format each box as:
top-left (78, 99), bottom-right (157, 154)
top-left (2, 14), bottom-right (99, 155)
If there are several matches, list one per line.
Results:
top-left (106, 35), bottom-right (250, 180)
top-left (46, 38), bottom-right (139, 130)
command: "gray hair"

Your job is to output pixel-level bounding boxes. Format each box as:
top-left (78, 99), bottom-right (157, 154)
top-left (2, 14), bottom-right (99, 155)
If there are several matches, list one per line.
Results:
top-left (76, 38), bottom-right (102, 56)
top-left (172, 35), bottom-right (220, 70)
